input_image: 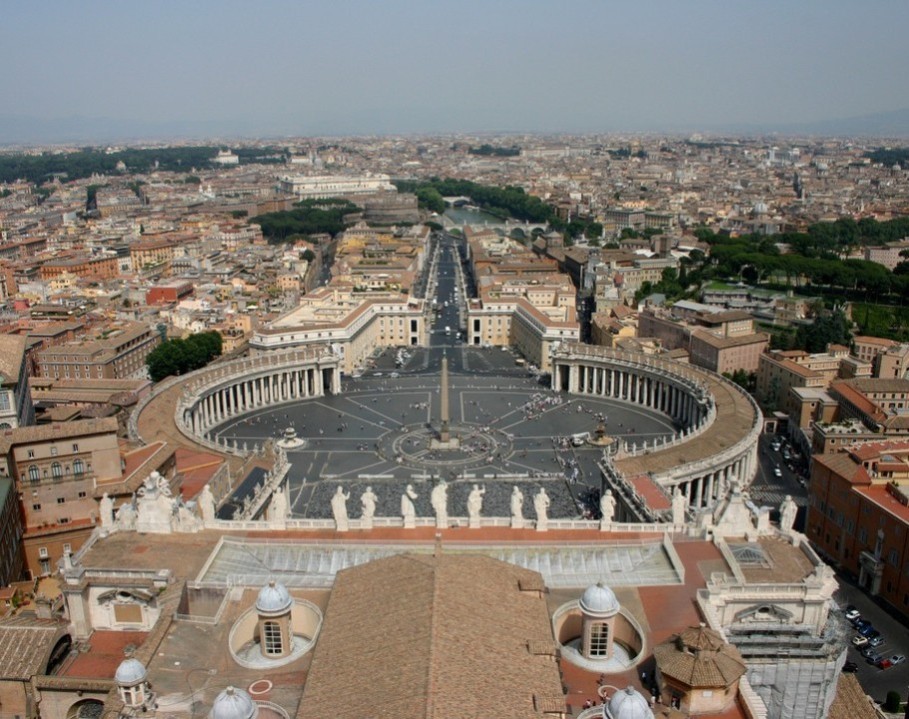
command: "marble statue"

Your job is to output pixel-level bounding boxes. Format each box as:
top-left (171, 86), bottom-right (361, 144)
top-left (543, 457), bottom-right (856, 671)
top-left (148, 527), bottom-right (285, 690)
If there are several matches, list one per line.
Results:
top-left (510, 486), bottom-right (524, 528)
top-left (779, 494), bottom-right (798, 533)
top-left (672, 486), bottom-right (687, 525)
top-left (431, 481), bottom-right (449, 529)
top-left (467, 484), bottom-right (485, 527)
top-left (401, 484), bottom-right (418, 528)
top-left (199, 484), bottom-right (217, 525)
top-left (361, 486), bottom-right (378, 523)
top-left (534, 488), bottom-right (551, 531)
top-left (99, 492), bottom-right (114, 529)
top-left (331, 486), bottom-right (351, 532)
top-left (174, 501), bottom-right (202, 532)
top-left (115, 500), bottom-right (137, 531)
top-left (599, 489), bottom-right (616, 530)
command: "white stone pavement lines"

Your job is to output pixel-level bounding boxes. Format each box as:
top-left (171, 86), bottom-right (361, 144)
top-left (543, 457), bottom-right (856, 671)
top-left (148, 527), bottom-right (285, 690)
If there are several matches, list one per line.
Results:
top-left (344, 397), bottom-right (410, 428)
top-left (335, 457), bottom-right (392, 479)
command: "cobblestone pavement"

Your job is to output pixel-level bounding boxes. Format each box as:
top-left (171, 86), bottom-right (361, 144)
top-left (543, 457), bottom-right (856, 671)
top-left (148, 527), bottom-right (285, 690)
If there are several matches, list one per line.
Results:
top-left (214, 353), bottom-right (678, 520)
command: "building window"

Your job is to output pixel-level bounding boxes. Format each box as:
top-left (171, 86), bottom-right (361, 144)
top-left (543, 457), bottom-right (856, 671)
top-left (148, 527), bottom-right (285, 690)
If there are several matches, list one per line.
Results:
top-left (78, 491), bottom-right (86, 498)
top-left (859, 527), bottom-right (868, 543)
top-left (72, 443), bottom-right (79, 452)
top-left (38, 547), bottom-right (48, 559)
top-left (889, 549), bottom-right (899, 567)
top-left (263, 621), bottom-right (283, 656)
top-left (28, 465), bottom-right (39, 483)
top-left (27, 449), bottom-right (35, 459)
top-left (589, 622), bottom-right (609, 657)
top-left (32, 503), bottom-right (41, 511)
top-left (73, 459), bottom-right (84, 477)
top-left (51, 462), bottom-right (62, 480)
top-left (50, 447), bottom-right (57, 457)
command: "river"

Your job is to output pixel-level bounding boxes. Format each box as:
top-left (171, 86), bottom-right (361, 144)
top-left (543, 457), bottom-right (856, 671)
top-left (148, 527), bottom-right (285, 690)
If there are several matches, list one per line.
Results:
top-left (443, 206), bottom-right (505, 226)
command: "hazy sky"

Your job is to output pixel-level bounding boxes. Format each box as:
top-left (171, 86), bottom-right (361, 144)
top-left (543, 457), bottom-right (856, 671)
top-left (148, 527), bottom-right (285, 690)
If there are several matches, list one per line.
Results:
top-left (5, 0), bottom-right (909, 138)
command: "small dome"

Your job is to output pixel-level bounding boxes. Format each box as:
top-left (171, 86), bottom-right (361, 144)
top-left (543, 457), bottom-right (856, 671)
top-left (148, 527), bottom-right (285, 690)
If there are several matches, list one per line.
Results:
top-left (752, 201), bottom-right (768, 215)
top-left (580, 582), bottom-right (620, 617)
top-left (256, 580), bottom-right (292, 614)
top-left (210, 686), bottom-right (258, 719)
top-left (114, 658), bottom-right (147, 686)
top-left (604, 686), bottom-right (654, 719)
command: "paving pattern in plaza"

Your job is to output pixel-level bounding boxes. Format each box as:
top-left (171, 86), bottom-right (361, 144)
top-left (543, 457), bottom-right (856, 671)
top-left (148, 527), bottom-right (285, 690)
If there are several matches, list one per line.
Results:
top-left (214, 350), bottom-right (678, 520)
top-left (198, 537), bottom-right (682, 588)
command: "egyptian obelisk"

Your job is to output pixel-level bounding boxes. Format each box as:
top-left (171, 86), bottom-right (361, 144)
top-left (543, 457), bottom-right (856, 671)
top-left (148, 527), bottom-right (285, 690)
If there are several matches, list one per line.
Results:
top-left (439, 354), bottom-right (451, 443)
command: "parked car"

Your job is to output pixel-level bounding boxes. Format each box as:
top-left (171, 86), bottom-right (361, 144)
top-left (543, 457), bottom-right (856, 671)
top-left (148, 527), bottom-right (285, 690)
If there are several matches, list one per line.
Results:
top-left (891, 654), bottom-right (906, 665)
top-left (843, 661), bottom-right (859, 673)
top-left (868, 635), bottom-right (886, 647)
top-left (864, 650), bottom-right (885, 663)
top-left (859, 624), bottom-right (878, 637)
top-left (877, 658), bottom-right (893, 670)
top-left (774, 467), bottom-right (783, 478)
top-left (853, 617), bottom-right (872, 630)
top-left (853, 635), bottom-right (870, 647)
top-left (845, 606), bottom-right (861, 621)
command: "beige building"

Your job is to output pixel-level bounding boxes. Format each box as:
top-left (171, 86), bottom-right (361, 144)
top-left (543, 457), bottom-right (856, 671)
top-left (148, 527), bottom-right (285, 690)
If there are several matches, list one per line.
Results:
top-left (0, 418), bottom-right (121, 577)
top-left (756, 348), bottom-right (871, 412)
top-left (639, 308), bottom-right (768, 374)
top-left (250, 288), bottom-right (428, 372)
top-left (36, 323), bottom-right (161, 381)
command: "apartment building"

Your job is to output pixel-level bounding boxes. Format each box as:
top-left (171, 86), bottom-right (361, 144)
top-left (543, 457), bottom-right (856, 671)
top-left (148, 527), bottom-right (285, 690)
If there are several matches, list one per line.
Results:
top-left (808, 441), bottom-right (909, 620)
top-left (0, 418), bottom-right (121, 577)
top-left (638, 307), bottom-right (768, 374)
top-left (36, 322), bottom-right (161, 381)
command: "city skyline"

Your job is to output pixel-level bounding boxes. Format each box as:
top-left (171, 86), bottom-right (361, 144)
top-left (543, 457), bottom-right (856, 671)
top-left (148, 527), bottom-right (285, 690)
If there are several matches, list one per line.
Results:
top-left (4, 0), bottom-right (909, 143)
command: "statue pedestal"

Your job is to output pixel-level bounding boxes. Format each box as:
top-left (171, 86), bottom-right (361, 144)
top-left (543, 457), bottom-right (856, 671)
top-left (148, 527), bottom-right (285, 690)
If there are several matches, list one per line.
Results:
top-left (430, 437), bottom-right (460, 450)
top-left (403, 516), bottom-right (416, 530)
top-left (511, 517), bottom-right (524, 529)
top-left (536, 519), bottom-right (549, 532)
top-left (468, 515), bottom-right (481, 529)
top-left (600, 520), bottom-right (612, 532)
top-left (335, 519), bottom-right (349, 532)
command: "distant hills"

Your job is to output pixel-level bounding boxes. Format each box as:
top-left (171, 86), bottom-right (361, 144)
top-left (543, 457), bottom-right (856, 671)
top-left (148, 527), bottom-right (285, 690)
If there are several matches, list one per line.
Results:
top-left (0, 108), bottom-right (907, 146)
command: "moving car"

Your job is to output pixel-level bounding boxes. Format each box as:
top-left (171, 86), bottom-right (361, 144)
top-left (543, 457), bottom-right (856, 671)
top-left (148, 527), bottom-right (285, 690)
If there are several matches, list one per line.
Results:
top-left (773, 467), bottom-right (783, 478)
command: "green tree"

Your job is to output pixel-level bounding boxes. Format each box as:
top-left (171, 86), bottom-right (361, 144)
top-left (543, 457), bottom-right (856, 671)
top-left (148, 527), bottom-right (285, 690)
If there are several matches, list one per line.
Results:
top-left (794, 309), bottom-right (852, 353)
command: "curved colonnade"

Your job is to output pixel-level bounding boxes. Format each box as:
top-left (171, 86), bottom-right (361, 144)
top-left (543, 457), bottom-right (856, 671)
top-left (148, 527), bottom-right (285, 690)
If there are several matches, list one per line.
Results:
top-left (166, 347), bottom-right (341, 456)
top-left (551, 344), bottom-right (762, 517)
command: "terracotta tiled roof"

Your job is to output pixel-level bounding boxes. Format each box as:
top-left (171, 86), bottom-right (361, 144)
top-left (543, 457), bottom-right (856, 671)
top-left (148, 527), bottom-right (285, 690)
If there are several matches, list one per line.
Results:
top-left (0, 615), bottom-right (68, 681)
top-left (297, 553), bottom-right (564, 719)
top-left (826, 673), bottom-right (877, 719)
top-left (653, 624), bottom-right (746, 688)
